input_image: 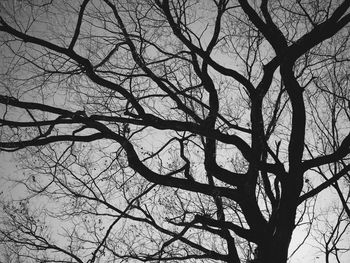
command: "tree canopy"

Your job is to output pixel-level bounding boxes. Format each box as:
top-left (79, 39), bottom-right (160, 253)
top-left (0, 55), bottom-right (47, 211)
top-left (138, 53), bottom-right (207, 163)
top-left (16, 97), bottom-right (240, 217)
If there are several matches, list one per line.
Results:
top-left (0, 0), bottom-right (350, 262)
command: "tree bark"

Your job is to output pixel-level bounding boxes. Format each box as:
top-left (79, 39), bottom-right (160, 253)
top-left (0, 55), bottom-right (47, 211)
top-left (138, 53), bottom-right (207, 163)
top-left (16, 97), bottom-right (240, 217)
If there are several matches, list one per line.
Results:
top-left (256, 195), bottom-right (298, 263)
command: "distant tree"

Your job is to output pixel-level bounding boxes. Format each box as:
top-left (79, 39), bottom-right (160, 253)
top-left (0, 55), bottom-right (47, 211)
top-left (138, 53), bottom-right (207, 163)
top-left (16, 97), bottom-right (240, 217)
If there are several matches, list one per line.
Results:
top-left (1, 1), bottom-right (350, 262)
top-left (311, 199), bottom-right (350, 263)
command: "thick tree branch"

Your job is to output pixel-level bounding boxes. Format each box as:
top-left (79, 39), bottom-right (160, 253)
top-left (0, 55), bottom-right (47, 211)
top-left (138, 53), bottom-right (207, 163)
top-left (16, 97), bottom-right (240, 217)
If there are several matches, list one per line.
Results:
top-left (69, 0), bottom-right (90, 50)
top-left (0, 133), bottom-right (105, 151)
top-left (238, 0), bottom-right (287, 52)
top-left (195, 215), bottom-right (259, 243)
top-left (299, 165), bottom-right (350, 203)
top-left (302, 133), bottom-right (350, 171)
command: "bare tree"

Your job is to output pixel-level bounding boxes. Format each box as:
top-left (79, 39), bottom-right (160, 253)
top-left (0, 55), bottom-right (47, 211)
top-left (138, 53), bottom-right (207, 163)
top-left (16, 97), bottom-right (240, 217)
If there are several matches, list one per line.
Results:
top-left (311, 200), bottom-right (350, 263)
top-left (1, 1), bottom-right (350, 262)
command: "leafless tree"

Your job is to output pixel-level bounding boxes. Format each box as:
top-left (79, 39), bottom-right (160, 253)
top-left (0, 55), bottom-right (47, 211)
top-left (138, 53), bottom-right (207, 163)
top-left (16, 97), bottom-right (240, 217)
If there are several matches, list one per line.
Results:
top-left (1, 1), bottom-right (350, 262)
top-left (310, 200), bottom-right (350, 263)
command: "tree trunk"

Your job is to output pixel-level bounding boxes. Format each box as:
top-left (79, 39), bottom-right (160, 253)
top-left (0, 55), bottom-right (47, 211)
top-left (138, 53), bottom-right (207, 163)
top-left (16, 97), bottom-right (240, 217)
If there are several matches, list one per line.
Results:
top-left (257, 233), bottom-right (292, 262)
top-left (256, 205), bottom-right (297, 263)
